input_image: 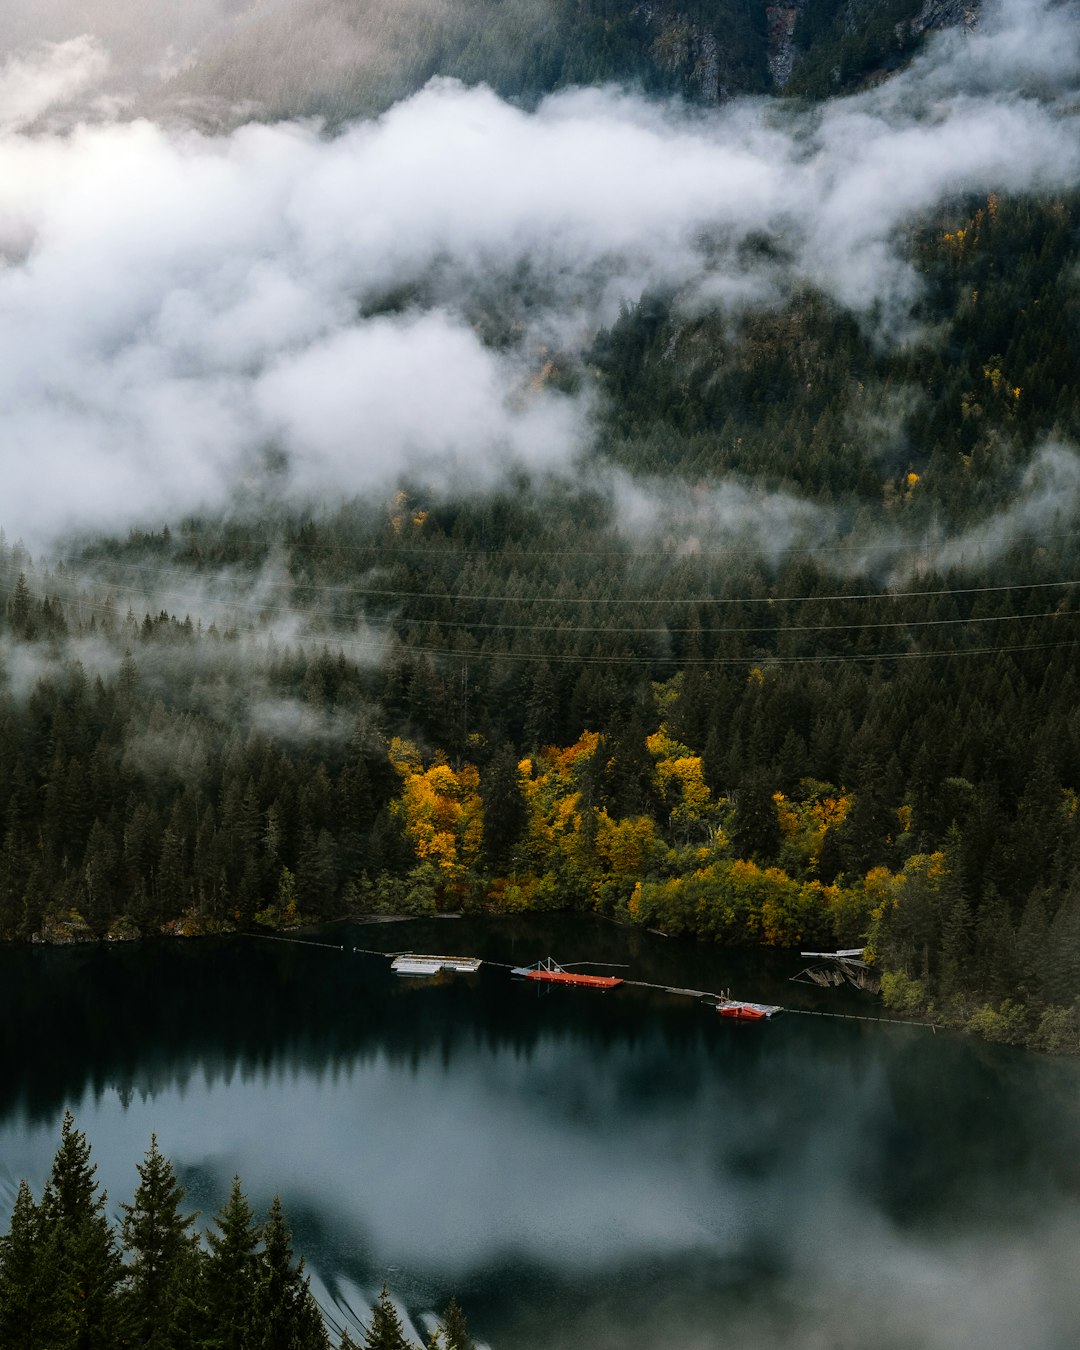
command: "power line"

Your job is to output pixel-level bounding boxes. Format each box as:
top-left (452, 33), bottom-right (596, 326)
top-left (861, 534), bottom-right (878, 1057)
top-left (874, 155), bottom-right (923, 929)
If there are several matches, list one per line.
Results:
top-left (14, 571), bottom-right (1080, 665)
top-left (7, 555), bottom-right (1080, 611)
top-left (20, 570), bottom-right (1080, 638)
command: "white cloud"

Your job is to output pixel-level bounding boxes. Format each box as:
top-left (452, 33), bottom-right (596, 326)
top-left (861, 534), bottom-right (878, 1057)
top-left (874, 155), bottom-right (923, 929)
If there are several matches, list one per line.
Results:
top-left (0, 0), bottom-right (1078, 549)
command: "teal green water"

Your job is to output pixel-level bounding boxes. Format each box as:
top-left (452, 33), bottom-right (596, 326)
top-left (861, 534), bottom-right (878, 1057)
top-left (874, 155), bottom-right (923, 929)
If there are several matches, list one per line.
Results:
top-left (1, 916), bottom-right (1078, 1349)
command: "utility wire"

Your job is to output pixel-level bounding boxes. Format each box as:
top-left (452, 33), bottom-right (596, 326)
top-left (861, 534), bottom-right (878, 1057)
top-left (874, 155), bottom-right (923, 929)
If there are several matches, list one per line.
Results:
top-left (52, 593), bottom-right (1080, 638)
top-left (6, 556), bottom-right (1080, 611)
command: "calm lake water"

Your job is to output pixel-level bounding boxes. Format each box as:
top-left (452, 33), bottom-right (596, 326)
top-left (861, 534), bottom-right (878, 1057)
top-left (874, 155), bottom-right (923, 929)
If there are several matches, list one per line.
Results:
top-left (2, 915), bottom-right (1079, 1349)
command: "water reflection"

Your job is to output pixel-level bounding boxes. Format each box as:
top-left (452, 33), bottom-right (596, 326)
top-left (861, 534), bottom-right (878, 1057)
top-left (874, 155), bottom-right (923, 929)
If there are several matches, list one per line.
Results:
top-left (1, 917), bottom-right (1078, 1348)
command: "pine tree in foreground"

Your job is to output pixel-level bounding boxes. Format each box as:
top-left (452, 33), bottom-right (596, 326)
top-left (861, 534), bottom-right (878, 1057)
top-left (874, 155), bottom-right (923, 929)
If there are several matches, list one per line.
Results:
top-left (363, 1284), bottom-right (412, 1350)
top-left (439, 1299), bottom-right (475, 1350)
top-left (247, 1195), bottom-right (329, 1350)
top-left (202, 1175), bottom-right (261, 1350)
top-left (0, 1178), bottom-right (60, 1349)
top-left (120, 1133), bottom-right (200, 1349)
top-left (40, 1109), bottom-right (125, 1350)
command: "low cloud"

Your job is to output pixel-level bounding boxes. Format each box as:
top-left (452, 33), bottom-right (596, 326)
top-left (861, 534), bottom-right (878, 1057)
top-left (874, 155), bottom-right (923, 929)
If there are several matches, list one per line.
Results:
top-left (896, 440), bottom-right (1080, 579)
top-left (610, 470), bottom-right (841, 569)
top-left (0, 0), bottom-right (1078, 556)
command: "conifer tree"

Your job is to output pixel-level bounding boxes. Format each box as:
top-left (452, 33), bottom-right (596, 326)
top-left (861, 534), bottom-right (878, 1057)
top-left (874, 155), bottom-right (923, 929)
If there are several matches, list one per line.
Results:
top-left (0, 1179), bottom-right (60, 1349)
top-left (362, 1285), bottom-right (413, 1350)
top-left (438, 1299), bottom-right (475, 1350)
top-left (938, 840), bottom-right (974, 1002)
top-left (248, 1196), bottom-right (328, 1350)
top-left (40, 1110), bottom-right (124, 1350)
top-left (480, 743), bottom-right (527, 871)
top-left (8, 572), bottom-right (34, 640)
top-left (202, 1176), bottom-right (260, 1350)
top-left (119, 1134), bottom-right (199, 1349)
top-left (729, 768), bottom-right (780, 864)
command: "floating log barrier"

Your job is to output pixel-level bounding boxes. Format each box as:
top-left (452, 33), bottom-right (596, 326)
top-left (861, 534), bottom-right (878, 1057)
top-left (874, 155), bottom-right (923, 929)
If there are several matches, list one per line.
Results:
top-left (792, 947), bottom-right (880, 994)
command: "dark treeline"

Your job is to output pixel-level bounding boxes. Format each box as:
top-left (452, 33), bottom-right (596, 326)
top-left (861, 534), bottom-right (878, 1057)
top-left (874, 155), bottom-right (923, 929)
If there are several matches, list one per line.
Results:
top-left (1, 191), bottom-right (1079, 1051)
top-left (0, 1113), bottom-right (475, 1350)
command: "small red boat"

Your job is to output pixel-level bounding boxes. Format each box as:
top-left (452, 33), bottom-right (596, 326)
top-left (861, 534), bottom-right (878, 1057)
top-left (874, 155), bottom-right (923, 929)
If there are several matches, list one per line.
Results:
top-left (512, 958), bottom-right (623, 990)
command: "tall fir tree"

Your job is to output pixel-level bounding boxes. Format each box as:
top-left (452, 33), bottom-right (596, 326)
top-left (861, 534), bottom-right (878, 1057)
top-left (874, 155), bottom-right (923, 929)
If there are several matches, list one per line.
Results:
top-left (0, 1179), bottom-right (60, 1349)
top-left (39, 1111), bottom-right (124, 1350)
top-left (201, 1176), bottom-right (260, 1350)
top-left (438, 1299), bottom-right (475, 1350)
top-left (362, 1286), bottom-right (412, 1350)
top-left (729, 768), bottom-right (780, 864)
top-left (119, 1134), bottom-right (199, 1350)
top-left (480, 744), bottom-right (527, 871)
top-left (247, 1196), bottom-right (328, 1350)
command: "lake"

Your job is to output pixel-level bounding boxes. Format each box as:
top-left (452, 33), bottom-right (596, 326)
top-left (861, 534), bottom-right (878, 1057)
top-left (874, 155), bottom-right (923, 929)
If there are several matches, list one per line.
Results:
top-left (1, 914), bottom-right (1078, 1349)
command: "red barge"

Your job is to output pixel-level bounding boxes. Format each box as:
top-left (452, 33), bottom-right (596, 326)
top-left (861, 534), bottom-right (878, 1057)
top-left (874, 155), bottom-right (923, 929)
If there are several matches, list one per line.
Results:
top-left (511, 957), bottom-right (624, 990)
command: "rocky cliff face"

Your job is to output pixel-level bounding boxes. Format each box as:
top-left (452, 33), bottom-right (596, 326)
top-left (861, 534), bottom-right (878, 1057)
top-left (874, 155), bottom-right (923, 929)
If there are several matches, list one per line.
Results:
top-left (910, 0), bottom-right (980, 32)
top-left (766, 1), bottom-right (807, 86)
top-left (770, 0), bottom-right (981, 90)
top-left (633, 2), bottom-right (761, 102)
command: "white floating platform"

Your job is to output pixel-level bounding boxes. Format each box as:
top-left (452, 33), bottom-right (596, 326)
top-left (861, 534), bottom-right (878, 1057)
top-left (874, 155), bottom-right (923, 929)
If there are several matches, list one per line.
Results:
top-left (390, 953), bottom-right (483, 976)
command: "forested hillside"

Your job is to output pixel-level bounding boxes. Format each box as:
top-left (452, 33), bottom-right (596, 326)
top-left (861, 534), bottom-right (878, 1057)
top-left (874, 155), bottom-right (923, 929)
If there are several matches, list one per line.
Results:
top-left (2, 184), bottom-right (1079, 1050)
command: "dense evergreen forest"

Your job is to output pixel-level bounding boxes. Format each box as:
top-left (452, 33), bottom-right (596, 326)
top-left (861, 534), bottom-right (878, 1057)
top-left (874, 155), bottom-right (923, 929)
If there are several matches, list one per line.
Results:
top-left (1, 178), bottom-right (1079, 1052)
top-left (0, 1113), bottom-right (472, 1348)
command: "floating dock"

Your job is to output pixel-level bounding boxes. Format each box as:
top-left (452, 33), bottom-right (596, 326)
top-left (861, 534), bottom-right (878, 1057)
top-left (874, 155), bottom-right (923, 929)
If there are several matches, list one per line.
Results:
top-left (390, 953), bottom-right (483, 976)
top-left (511, 957), bottom-right (624, 990)
top-left (715, 1000), bottom-right (782, 1020)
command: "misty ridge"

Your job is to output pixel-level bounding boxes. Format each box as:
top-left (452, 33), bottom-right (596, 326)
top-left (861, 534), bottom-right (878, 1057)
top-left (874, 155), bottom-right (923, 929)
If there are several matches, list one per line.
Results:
top-left (0, 0), bottom-right (1076, 561)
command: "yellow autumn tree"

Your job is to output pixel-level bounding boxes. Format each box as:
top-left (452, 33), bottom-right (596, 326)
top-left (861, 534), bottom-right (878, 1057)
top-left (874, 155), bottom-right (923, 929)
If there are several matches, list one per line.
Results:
top-left (772, 780), bottom-right (850, 870)
top-left (646, 724), bottom-right (719, 843)
top-left (389, 738), bottom-right (482, 881)
top-left (594, 812), bottom-right (660, 877)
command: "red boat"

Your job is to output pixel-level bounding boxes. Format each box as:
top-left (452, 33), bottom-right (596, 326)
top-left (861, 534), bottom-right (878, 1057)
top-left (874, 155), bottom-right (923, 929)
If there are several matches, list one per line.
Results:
top-left (512, 958), bottom-right (623, 990)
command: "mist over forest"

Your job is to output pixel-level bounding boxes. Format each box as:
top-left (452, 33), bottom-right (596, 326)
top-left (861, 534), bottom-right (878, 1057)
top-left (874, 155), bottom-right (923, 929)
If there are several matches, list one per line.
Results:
top-left (1, 0), bottom-right (1080, 1061)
